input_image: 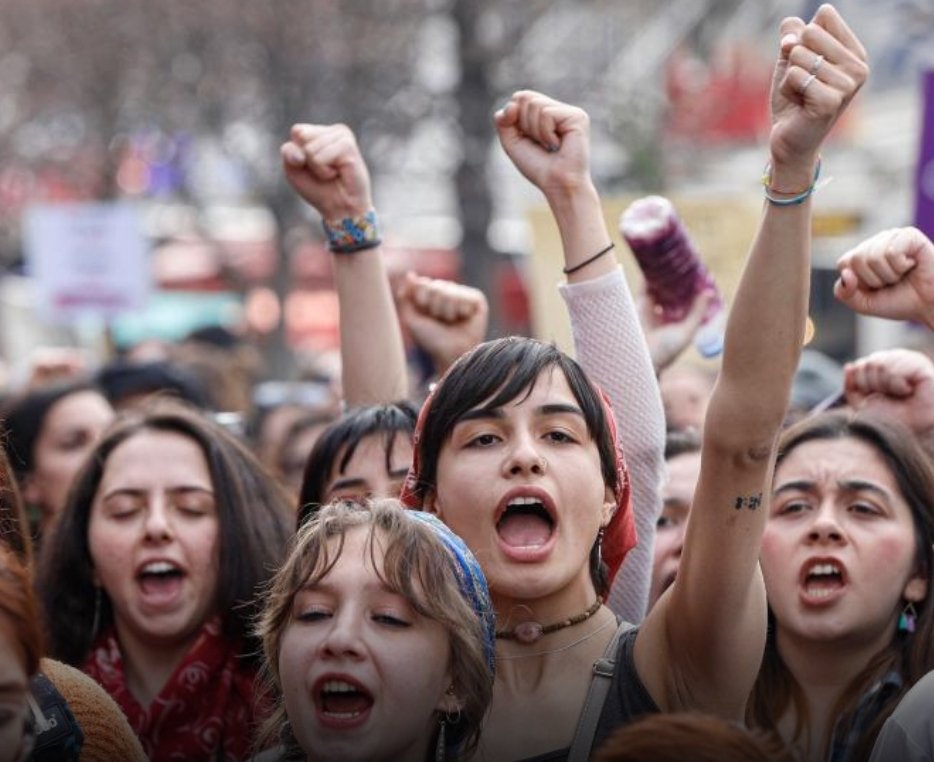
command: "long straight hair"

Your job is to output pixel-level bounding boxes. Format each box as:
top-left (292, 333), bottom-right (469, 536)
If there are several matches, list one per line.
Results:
top-left (749, 411), bottom-right (934, 760)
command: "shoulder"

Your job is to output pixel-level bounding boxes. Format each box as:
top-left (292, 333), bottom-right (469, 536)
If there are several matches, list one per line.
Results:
top-left (39, 658), bottom-right (147, 762)
top-left (871, 671), bottom-right (934, 762)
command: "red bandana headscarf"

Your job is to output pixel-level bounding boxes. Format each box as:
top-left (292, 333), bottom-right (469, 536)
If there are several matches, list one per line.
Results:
top-left (399, 375), bottom-right (636, 584)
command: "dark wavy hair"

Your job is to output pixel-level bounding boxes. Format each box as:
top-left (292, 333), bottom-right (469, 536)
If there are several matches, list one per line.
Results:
top-left (37, 398), bottom-right (293, 665)
top-left (749, 410), bottom-right (934, 761)
top-left (297, 401), bottom-right (418, 527)
top-left (406, 336), bottom-right (619, 597)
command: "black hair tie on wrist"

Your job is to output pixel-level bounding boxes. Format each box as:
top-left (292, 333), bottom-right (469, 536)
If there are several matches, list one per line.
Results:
top-left (563, 242), bottom-right (615, 275)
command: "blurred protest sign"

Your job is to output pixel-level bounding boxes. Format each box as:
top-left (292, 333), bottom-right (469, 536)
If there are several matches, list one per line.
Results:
top-left (24, 202), bottom-right (150, 323)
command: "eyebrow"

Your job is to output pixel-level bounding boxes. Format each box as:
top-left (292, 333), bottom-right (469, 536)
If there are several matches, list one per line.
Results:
top-left (457, 402), bottom-right (585, 424)
top-left (300, 579), bottom-right (399, 597)
top-left (101, 485), bottom-right (214, 501)
top-left (327, 477), bottom-right (368, 491)
top-left (773, 479), bottom-right (892, 501)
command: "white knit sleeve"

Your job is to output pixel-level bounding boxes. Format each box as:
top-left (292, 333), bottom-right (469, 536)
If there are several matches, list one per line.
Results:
top-left (558, 266), bottom-right (665, 623)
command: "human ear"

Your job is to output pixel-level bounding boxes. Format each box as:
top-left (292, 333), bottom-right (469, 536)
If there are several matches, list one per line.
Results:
top-left (601, 486), bottom-right (616, 526)
top-left (21, 475), bottom-right (40, 508)
top-left (423, 489), bottom-right (442, 518)
top-left (436, 681), bottom-right (462, 715)
top-left (904, 571), bottom-right (929, 603)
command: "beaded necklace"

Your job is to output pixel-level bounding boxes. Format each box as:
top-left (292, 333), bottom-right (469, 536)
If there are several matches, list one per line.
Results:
top-left (495, 598), bottom-right (603, 644)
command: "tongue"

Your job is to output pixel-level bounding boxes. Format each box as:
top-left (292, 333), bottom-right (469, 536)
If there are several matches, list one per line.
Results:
top-left (323, 692), bottom-right (372, 715)
top-left (498, 513), bottom-right (552, 548)
top-left (139, 574), bottom-right (183, 601)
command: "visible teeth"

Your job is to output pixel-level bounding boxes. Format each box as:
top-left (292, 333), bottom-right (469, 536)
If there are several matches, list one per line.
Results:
top-left (809, 563), bottom-right (841, 577)
top-left (322, 680), bottom-right (359, 694)
top-left (807, 588), bottom-right (835, 599)
top-left (142, 561), bottom-right (177, 575)
top-left (507, 496), bottom-right (542, 507)
top-left (323, 710), bottom-right (363, 718)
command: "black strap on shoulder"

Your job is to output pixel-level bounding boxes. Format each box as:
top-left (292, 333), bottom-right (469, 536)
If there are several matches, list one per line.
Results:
top-left (567, 620), bottom-right (636, 762)
top-left (26, 672), bottom-right (84, 762)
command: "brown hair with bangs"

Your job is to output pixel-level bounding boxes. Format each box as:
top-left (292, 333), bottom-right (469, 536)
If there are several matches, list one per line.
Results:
top-left (256, 498), bottom-right (492, 759)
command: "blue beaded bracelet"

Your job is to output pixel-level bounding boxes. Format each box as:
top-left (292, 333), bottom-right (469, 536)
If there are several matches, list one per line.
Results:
top-left (761, 158), bottom-right (822, 206)
top-left (322, 209), bottom-right (382, 253)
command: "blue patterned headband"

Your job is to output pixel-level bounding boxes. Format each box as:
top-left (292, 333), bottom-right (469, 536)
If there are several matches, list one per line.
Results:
top-left (409, 511), bottom-right (496, 675)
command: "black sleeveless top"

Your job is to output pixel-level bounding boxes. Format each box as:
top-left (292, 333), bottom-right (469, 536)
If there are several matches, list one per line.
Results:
top-left (515, 626), bottom-right (659, 762)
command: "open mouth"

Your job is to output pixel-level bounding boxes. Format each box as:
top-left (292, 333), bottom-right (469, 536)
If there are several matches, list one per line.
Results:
top-left (137, 560), bottom-right (185, 597)
top-left (496, 496), bottom-right (556, 548)
top-left (801, 561), bottom-right (846, 600)
top-left (317, 679), bottom-right (374, 720)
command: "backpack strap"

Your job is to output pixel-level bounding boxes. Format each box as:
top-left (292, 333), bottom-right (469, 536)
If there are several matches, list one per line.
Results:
top-left (567, 620), bottom-right (636, 762)
top-left (26, 672), bottom-right (84, 762)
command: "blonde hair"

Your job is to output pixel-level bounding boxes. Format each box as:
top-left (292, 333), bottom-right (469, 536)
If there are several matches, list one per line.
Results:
top-left (256, 498), bottom-right (492, 758)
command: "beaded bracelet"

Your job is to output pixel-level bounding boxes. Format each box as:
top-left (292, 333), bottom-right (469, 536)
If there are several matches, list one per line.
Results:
top-left (322, 209), bottom-right (382, 253)
top-left (761, 158), bottom-right (823, 206)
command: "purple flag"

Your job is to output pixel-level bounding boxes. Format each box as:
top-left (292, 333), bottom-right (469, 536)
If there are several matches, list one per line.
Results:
top-left (916, 70), bottom-right (934, 238)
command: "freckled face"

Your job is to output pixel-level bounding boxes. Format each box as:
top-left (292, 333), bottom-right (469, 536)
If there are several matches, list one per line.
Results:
top-left (761, 437), bottom-right (928, 646)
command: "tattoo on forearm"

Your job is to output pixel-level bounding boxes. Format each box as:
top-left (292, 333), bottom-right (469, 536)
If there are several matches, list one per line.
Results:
top-left (734, 493), bottom-right (763, 511)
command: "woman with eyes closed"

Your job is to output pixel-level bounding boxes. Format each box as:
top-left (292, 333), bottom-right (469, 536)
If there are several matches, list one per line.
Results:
top-left (255, 498), bottom-right (495, 762)
top-left (749, 411), bottom-right (934, 762)
top-left (399, 7), bottom-right (867, 759)
top-left (37, 399), bottom-right (293, 762)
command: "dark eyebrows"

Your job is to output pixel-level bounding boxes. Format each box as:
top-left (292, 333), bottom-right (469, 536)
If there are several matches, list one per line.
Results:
top-left (457, 407), bottom-right (504, 424)
top-left (101, 485), bottom-right (214, 501)
top-left (456, 402), bottom-right (585, 424)
top-left (773, 478), bottom-right (893, 502)
top-left (538, 403), bottom-right (585, 418)
top-left (773, 479), bottom-right (814, 496)
top-left (838, 479), bottom-right (893, 501)
top-left (327, 477), bottom-right (368, 491)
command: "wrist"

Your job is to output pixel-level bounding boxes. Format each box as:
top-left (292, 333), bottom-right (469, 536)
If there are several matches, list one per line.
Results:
top-left (544, 177), bottom-right (599, 213)
top-left (766, 156), bottom-right (819, 196)
top-left (323, 208), bottom-right (382, 254)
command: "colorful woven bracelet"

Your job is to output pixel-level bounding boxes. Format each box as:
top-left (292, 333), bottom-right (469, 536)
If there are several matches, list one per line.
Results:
top-left (322, 209), bottom-right (382, 253)
top-left (761, 158), bottom-right (822, 206)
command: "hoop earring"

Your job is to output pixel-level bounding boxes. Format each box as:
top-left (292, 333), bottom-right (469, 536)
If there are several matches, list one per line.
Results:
top-left (91, 586), bottom-right (102, 639)
top-left (899, 601), bottom-right (919, 633)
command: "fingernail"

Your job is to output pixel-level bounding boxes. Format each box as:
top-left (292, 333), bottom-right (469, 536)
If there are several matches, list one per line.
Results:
top-left (284, 144), bottom-right (305, 165)
top-left (780, 33), bottom-right (798, 47)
